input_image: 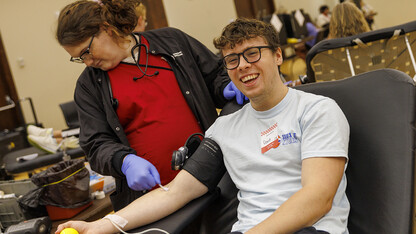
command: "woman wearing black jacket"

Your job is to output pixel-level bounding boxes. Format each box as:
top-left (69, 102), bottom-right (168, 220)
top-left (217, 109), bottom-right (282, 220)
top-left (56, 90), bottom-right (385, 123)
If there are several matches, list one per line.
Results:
top-left (56, 0), bottom-right (239, 211)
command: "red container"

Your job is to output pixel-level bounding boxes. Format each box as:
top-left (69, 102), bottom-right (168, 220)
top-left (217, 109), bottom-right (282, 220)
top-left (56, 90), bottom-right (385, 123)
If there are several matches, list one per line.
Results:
top-left (46, 201), bottom-right (93, 220)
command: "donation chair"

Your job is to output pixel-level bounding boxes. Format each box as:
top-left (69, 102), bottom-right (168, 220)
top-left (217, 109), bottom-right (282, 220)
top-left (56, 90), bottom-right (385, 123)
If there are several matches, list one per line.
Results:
top-left (296, 68), bottom-right (416, 233)
top-left (306, 20), bottom-right (416, 83)
top-left (134, 68), bottom-right (416, 234)
top-left (290, 9), bottom-right (308, 39)
top-left (2, 101), bottom-right (84, 176)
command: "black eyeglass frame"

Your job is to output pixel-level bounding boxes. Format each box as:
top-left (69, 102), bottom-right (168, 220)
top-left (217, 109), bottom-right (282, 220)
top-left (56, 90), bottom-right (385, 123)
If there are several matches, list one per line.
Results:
top-left (223, 46), bottom-right (273, 70)
top-left (70, 35), bottom-right (95, 63)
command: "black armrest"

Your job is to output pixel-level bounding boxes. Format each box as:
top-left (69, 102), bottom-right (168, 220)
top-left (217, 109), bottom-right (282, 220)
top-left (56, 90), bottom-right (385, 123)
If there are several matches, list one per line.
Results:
top-left (3, 147), bottom-right (85, 173)
top-left (130, 188), bottom-right (220, 234)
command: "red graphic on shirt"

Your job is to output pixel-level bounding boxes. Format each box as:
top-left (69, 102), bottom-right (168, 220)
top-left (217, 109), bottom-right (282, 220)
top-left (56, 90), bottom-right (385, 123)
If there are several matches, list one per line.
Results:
top-left (261, 123), bottom-right (281, 154)
top-left (261, 135), bottom-right (281, 154)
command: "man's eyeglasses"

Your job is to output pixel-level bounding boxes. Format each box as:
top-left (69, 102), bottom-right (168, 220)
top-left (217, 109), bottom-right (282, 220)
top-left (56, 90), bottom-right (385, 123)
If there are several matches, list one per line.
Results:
top-left (223, 46), bottom-right (272, 70)
top-left (70, 35), bottom-right (95, 63)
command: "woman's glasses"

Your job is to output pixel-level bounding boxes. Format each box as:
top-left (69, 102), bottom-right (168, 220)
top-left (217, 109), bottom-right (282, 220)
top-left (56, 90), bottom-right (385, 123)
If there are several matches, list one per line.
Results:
top-left (70, 35), bottom-right (95, 63)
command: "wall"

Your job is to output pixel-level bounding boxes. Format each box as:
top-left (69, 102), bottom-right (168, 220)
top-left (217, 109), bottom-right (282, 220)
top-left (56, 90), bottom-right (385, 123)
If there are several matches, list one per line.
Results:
top-left (363, 0), bottom-right (416, 29)
top-left (163, 0), bottom-right (237, 53)
top-left (0, 0), bottom-right (415, 130)
top-left (0, 0), bottom-right (84, 130)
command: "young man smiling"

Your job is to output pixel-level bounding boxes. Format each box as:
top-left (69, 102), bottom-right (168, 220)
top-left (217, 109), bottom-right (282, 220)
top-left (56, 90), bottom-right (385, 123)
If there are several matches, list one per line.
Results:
top-left (56, 18), bottom-right (350, 234)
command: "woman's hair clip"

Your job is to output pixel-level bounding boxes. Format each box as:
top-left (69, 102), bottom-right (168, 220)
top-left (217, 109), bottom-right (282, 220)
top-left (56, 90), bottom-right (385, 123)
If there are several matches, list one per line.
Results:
top-left (92, 0), bottom-right (103, 6)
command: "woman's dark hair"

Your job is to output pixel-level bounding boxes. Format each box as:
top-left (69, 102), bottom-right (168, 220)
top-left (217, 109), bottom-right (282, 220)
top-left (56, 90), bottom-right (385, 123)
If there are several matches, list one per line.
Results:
top-left (213, 18), bottom-right (280, 54)
top-left (56, 0), bottom-right (139, 46)
top-left (320, 5), bottom-right (329, 13)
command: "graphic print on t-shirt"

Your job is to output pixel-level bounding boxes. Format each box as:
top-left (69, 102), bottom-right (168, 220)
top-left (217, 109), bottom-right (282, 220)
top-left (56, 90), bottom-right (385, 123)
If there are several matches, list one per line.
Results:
top-left (261, 123), bottom-right (281, 154)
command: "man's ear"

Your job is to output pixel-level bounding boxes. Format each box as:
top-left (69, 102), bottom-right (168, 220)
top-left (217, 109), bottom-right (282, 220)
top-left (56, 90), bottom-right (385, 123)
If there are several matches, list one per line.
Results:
top-left (275, 47), bottom-right (283, 66)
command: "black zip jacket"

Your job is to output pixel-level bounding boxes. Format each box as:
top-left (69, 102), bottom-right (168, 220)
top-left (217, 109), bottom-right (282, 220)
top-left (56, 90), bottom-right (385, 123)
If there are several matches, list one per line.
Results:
top-left (74, 27), bottom-right (230, 211)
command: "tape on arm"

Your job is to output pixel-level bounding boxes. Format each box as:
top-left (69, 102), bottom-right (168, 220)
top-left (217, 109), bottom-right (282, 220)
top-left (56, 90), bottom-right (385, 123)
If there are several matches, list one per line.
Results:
top-left (103, 214), bottom-right (128, 229)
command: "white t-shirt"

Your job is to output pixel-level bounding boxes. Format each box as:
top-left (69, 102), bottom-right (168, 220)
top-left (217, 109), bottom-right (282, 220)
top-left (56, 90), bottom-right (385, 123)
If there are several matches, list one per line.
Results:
top-left (206, 88), bottom-right (350, 233)
top-left (316, 13), bottom-right (331, 27)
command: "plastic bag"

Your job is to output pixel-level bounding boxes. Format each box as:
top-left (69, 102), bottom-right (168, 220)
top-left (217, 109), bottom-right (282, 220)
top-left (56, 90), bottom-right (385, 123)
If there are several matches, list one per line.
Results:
top-left (19, 158), bottom-right (91, 209)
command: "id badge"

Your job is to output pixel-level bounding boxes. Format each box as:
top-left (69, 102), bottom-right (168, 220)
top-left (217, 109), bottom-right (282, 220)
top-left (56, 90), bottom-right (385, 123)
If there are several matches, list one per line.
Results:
top-left (261, 123), bottom-right (281, 154)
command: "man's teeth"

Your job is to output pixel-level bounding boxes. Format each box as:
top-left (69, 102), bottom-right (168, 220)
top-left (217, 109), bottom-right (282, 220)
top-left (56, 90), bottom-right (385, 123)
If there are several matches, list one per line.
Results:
top-left (241, 74), bottom-right (258, 83)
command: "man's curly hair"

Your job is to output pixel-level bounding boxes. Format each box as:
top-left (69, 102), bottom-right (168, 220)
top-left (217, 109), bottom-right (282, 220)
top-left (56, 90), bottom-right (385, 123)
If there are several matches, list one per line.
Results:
top-left (213, 18), bottom-right (280, 54)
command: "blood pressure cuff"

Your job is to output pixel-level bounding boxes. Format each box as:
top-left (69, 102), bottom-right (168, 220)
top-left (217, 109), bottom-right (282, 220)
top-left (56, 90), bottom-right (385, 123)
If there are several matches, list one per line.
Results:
top-left (183, 137), bottom-right (226, 192)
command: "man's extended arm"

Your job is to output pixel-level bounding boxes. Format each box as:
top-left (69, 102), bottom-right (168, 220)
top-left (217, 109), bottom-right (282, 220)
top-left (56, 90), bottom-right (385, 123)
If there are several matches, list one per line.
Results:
top-left (55, 170), bottom-right (208, 234)
top-left (246, 156), bottom-right (346, 234)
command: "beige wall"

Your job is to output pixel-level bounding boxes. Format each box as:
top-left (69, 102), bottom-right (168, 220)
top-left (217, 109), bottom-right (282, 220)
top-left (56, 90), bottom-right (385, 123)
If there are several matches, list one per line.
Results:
top-left (163, 0), bottom-right (237, 53)
top-left (0, 0), bottom-right (84, 130)
top-left (0, 0), bottom-right (415, 130)
top-left (362, 0), bottom-right (416, 29)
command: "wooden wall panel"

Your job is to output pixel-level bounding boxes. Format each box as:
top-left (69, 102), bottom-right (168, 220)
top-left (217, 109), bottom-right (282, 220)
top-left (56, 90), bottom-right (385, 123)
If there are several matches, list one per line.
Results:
top-left (234, 0), bottom-right (275, 19)
top-left (141, 0), bottom-right (169, 30)
top-left (0, 32), bottom-right (25, 131)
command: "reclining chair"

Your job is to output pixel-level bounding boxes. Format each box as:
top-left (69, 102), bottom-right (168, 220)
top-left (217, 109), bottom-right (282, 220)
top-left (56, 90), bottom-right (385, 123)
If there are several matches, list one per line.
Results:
top-left (306, 20), bottom-right (416, 83)
top-left (297, 68), bottom-right (416, 233)
top-left (2, 101), bottom-right (84, 176)
top-left (132, 68), bottom-right (416, 234)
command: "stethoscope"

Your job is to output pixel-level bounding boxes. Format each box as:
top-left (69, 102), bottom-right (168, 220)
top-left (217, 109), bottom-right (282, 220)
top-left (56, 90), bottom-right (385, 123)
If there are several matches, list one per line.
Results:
top-left (107, 33), bottom-right (203, 133)
top-left (108, 33), bottom-right (173, 110)
top-left (130, 33), bottom-right (175, 81)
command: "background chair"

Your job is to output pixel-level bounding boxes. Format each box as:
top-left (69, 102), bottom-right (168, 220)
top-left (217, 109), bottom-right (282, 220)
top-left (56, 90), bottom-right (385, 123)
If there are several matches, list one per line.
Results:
top-left (0, 97), bottom-right (41, 164)
top-left (306, 20), bottom-right (416, 83)
top-left (2, 100), bottom-right (84, 176)
top-left (133, 68), bottom-right (416, 234)
top-left (59, 101), bottom-right (80, 130)
top-left (261, 14), bottom-right (289, 47)
top-left (290, 9), bottom-right (308, 39)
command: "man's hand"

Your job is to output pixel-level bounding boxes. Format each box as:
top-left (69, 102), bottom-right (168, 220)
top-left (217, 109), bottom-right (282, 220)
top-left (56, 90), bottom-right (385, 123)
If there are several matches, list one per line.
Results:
top-left (55, 219), bottom-right (114, 234)
top-left (224, 81), bottom-right (248, 105)
top-left (121, 154), bottom-right (161, 191)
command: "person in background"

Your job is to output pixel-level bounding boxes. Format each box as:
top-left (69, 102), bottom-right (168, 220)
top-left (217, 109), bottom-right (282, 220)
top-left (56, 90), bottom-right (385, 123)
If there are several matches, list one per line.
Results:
top-left (361, 2), bottom-right (377, 29)
top-left (328, 1), bottom-right (370, 39)
top-left (338, 0), bottom-right (375, 29)
top-left (133, 1), bottom-right (147, 32)
top-left (316, 5), bottom-right (331, 28)
top-left (56, 0), bottom-right (242, 212)
top-left (26, 125), bottom-right (79, 154)
top-left (56, 18), bottom-right (350, 234)
top-left (294, 14), bottom-right (319, 62)
top-left (351, 0), bottom-right (377, 29)
top-left (304, 15), bottom-right (319, 49)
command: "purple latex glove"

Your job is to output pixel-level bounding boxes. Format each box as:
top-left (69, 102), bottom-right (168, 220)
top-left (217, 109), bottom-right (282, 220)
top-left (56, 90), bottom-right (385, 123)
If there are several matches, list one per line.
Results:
top-left (121, 154), bottom-right (161, 191)
top-left (223, 81), bottom-right (248, 105)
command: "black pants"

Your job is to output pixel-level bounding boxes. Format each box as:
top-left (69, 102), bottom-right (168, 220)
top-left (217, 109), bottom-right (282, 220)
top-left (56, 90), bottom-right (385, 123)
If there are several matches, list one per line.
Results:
top-left (228, 226), bottom-right (329, 234)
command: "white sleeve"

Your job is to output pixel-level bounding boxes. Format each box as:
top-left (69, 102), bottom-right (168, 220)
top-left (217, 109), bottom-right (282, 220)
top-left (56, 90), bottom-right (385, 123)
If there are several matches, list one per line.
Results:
top-left (300, 98), bottom-right (350, 160)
